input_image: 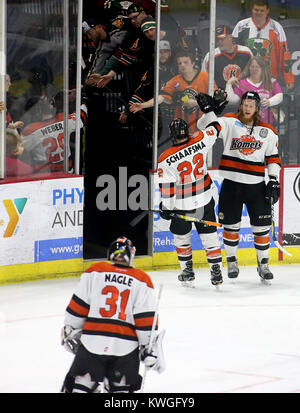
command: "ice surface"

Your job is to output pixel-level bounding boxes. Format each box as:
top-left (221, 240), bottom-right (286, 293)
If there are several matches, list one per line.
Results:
top-left (1, 263), bottom-right (300, 393)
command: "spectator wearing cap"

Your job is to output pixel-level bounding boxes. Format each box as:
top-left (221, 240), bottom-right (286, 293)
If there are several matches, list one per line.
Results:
top-left (159, 40), bottom-right (177, 88)
top-left (82, 19), bottom-right (107, 84)
top-left (118, 37), bottom-right (176, 125)
top-left (94, 11), bottom-right (155, 89)
top-left (201, 25), bottom-right (253, 90)
top-left (84, 2), bottom-right (136, 86)
top-left (127, 4), bottom-right (148, 29)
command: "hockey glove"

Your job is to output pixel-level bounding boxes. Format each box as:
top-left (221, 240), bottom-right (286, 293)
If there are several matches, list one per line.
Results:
top-left (195, 93), bottom-right (217, 113)
top-left (140, 330), bottom-right (166, 374)
top-left (213, 88), bottom-right (228, 115)
top-left (61, 325), bottom-right (82, 355)
top-left (159, 202), bottom-right (172, 221)
top-left (265, 176), bottom-right (280, 204)
top-left (140, 345), bottom-right (157, 368)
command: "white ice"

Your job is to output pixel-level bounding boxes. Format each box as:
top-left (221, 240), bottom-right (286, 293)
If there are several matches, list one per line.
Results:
top-left (1, 263), bottom-right (300, 393)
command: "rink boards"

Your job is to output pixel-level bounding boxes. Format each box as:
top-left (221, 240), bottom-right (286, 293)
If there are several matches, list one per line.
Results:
top-left (0, 167), bottom-right (299, 284)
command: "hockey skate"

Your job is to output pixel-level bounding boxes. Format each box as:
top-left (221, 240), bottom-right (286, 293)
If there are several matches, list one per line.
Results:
top-left (210, 264), bottom-right (223, 286)
top-left (257, 258), bottom-right (273, 285)
top-left (178, 262), bottom-right (195, 288)
top-left (226, 256), bottom-right (239, 279)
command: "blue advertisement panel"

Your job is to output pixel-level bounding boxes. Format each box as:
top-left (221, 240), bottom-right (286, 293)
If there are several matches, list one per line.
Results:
top-left (34, 237), bottom-right (83, 262)
top-left (153, 228), bottom-right (277, 253)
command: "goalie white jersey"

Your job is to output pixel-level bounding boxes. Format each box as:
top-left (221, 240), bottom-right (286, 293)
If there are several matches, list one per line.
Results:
top-left (197, 112), bottom-right (281, 184)
top-left (64, 262), bottom-right (158, 357)
top-left (157, 123), bottom-right (221, 211)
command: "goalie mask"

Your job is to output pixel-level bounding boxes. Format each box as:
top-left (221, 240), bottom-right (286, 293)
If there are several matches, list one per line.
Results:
top-left (108, 236), bottom-right (136, 266)
top-left (169, 118), bottom-right (189, 144)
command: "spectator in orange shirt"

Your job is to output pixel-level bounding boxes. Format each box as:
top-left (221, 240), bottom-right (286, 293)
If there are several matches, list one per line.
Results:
top-left (130, 50), bottom-right (217, 132)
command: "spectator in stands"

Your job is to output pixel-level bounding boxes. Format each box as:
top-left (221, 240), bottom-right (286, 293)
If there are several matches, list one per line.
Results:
top-left (118, 38), bottom-right (175, 125)
top-left (82, 19), bottom-right (108, 84)
top-left (201, 25), bottom-right (253, 90)
top-left (225, 55), bottom-right (283, 125)
top-left (232, 0), bottom-right (294, 91)
top-left (6, 128), bottom-right (34, 177)
top-left (86, 4), bottom-right (151, 89)
top-left (129, 50), bottom-right (217, 132)
top-left (159, 40), bottom-right (177, 87)
top-left (0, 74), bottom-right (24, 130)
top-left (83, 2), bottom-right (135, 84)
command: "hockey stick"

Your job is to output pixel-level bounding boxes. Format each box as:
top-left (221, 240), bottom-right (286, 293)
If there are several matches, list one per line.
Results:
top-left (271, 197), bottom-right (292, 257)
top-left (152, 209), bottom-right (222, 228)
top-left (129, 210), bottom-right (222, 228)
top-left (140, 284), bottom-right (163, 393)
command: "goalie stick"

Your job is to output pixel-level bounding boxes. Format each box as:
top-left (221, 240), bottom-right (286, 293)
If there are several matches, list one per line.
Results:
top-left (271, 197), bottom-right (292, 257)
top-left (140, 284), bottom-right (164, 393)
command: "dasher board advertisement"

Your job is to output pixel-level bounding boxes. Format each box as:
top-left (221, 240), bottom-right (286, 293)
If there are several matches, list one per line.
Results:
top-left (0, 177), bottom-right (83, 266)
top-left (153, 169), bottom-right (280, 253)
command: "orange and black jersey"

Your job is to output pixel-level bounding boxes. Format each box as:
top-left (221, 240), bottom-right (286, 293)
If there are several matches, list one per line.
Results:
top-left (157, 122), bottom-right (221, 211)
top-left (160, 70), bottom-right (217, 133)
top-left (65, 261), bottom-right (158, 357)
top-left (197, 112), bottom-right (281, 184)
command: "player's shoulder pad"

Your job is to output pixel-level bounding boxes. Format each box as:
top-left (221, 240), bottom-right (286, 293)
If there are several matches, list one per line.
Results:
top-left (223, 113), bottom-right (239, 119)
top-left (258, 121), bottom-right (278, 136)
top-left (126, 267), bottom-right (155, 288)
top-left (84, 261), bottom-right (113, 274)
top-left (158, 144), bottom-right (186, 163)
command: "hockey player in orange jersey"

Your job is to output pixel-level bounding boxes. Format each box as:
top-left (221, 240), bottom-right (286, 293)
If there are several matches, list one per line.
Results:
top-left (157, 117), bottom-right (224, 288)
top-left (61, 236), bottom-right (165, 393)
top-left (197, 90), bottom-right (281, 283)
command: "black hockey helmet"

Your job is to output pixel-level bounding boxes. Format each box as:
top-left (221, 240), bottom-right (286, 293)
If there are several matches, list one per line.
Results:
top-left (169, 118), bottom-right (189, 144)
top-left (240, 91), bottom-right (261, 107)
top-left (108, 236), bottom-right (136, 266)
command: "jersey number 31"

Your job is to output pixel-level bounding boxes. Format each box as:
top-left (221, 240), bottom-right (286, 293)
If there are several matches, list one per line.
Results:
top-left (100, 286), bottom-right (130, 321)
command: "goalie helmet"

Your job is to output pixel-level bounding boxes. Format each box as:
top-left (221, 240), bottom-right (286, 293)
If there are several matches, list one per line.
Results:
top-left (240, 91), bottom-right (260, 107)
top-left (108, 236), bottom-right (136, 266)
top-left (169, 118), bottom-right (189, 144)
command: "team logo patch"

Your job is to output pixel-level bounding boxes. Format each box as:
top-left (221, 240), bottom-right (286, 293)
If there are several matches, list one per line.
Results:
top-left (219, 212), bottom-right (224, 221)
top-left (230, 135), bottom-right (262, 155)
top-left (223, 64), bottom-right (241, 81)
top-left (259, 128), bottom-right (268, 138)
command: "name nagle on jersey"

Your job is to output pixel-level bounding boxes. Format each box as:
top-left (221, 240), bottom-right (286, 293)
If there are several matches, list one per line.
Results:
top-left (166, 141), bottom-right (206, 166)
top-left (105, 273), bottom-right (133, 287)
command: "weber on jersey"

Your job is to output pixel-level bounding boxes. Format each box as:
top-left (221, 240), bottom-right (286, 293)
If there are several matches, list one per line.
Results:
top-left (22, 101), bottom-right (87, 172)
